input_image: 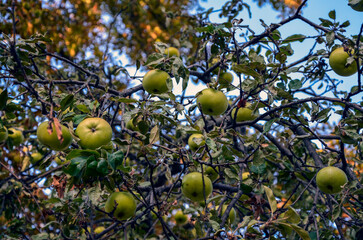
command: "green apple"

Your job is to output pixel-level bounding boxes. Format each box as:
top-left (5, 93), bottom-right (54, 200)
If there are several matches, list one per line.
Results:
top-left (8, 128), bottom-right (24, 146)
top-left (196, 88), bottom-right (228, 116)
top-left (54, 156), bottom-right (69, 165)
top-left (316, 166), bottom-right (348, 194)
top-left (182, 172), bottom-right (213, 202)
top-left (37, 121), bottom-right (72, 151)
top-left (188, 133), bottom-right (205, 151)
top-left (174, 210), bottom-right (188, 225)
top-left (329, 47), bottom-right (358, 76)
top-left (349, 0), bottom-right (363, 11)
top-left (218, 205), bottom-right (236, 224)
top-left (205, 166), bottom-right (218, 182)
top-left (164, 47), bottom-right (180, 57)
top-left (105, 192), bottom-right (136, 220)
top-left (231, 105), bottom-right (257, 122)
top-left (30, 152), bottom-right (43, 164)
top-left (0, 126), bottom-right (8, 143)
top-left (142, 69), bottom-right (171, 94)
top-left (75, 118), bottom-right (112, 149)
top-left (218, 72), bottom-right (233, 85)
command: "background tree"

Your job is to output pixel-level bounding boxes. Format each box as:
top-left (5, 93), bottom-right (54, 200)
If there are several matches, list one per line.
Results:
top-left (0, 0), bottom-right (362, 239)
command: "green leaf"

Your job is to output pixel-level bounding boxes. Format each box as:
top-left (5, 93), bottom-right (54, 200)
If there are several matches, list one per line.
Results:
top-left (60, 94), bottom-right (74, 111)
top-left (282, 34), bottom-right (306, 43)
top-left (263, 119), bottom-right (275, 133)
top-left (263, 185), bottom-right (277, 214)
top-left (97, 159), bottom-right (109, 175)
top-left (279, 206), bottom-right (301, 224)
top-left (328, 10), bottom-right (336, 20)
top-left (107, 151), bottom-right (124, 170)
top-left (64, 157), bottom-right (87, 177)
top-left (76, 104), bottom-right (90, 113)
top-left (326, 31), bottom-right (335, 46)
top-left (288, 79), bottom-right (302, 90)
top-left (72, 114), bottom-right (88, 125)
top-left (277, 222), bottom-right (311, 240)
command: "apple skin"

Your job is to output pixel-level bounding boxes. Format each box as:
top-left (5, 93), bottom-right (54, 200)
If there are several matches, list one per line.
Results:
top-left (8, 151), bottom-right (23, 164)
top-left (105, 192), bottom-right (136, 220)
top-left (219, 205), bottom-right (236, 224)
top-left (197, 88), bottom-right (228, 116)
top-left (205, 166), bottom-right (218, 182)
top-left (182, 172), bottom-right (213, 202)
top-left (329, 47), bottom-right (357, 77)
top-left (231, 106), bottom-right (256, 122)
top-left (8, 128), bottom-right (24, 146)
top-left (349, 0), bottom-right (363, 11)
top-left (174, 210), bottom-right (188, 225)
top-left (218, 72), bottom-right (233, 85)
top-left (75, 118), bottom-right (112, 149)
top-left (188, 133), bottom-right (205, 151)
top-left (37, 121), bottom-right (72, 151)
top-left (142, 69), bottom-right (171, 94)
top-left (0, 126), bottom-right (8, 143)
top-left (316, 166), bottom-right (348, 194)
top-left (164, 47), bottom-right (180, 57)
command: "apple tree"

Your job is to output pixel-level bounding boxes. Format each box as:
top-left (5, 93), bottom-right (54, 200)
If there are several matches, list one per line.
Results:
top-left (0, 0), bottom-right (362, 239)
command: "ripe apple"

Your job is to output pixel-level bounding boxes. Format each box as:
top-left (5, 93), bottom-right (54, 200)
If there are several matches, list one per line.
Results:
top-left (316, 166), bottom-right (348, 194)
top-left (105, 192), bottom-right (136, 220)
top-left (218, 205), bottom-right (236, 224)
top-left (0, 126), bottom-right (8, 143)
top-left (188, 133), bottom-right (205, 151)
top-left (231, 105), bottom-right (257, 122)
top-left (174, 210), bottom-right (188, 225)
top-left (37, 121), bottom-right (72, 151)
top-left (205, 166), bottom-right (218, 181)
top-left (164, 47), bottom-right (180, 57)
top-left (142, 69), bottom-right (171, 94)
top-left (8, 128), bottom-right (24, 146)
top-left (196, 88), bottom-right (228, 116)
top-left (182, 172), bottom-right (213, 202)
top-left (75, 118), bottom-right (112, 149)
top-left (329, 47), bottom-right (358, 76)
top-left (349, 0), bottom-right (363, 11)
top-left (218, 72), bottom-right (233, 85)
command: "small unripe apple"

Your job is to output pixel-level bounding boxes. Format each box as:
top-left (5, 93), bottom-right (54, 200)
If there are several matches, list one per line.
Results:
top-left (205, 166), bottom-right (218, 181)
top-left (197, 88), bottom-right (228, 116)
top-left (316, 166), bottom-right (348, 194)
top-left (182, 172), bottom-right (213, 202)
top-left (231, 105), bottom-right (257, 122)
top-left (164, 47), bottom-right (180, 57)
top-left (105, 192), bottom-right (136, 220)
top-left (142, 69), bottom-right (171, 94)
top-left (126, 119), bottom-right (138, 131)
top-left (188, 133), bottom-right (205, 151)
top-left (329, 47), bottom-right (357, 77)
top-left (174, 210), bottom-right (188, 225)
top-left (30, 152), bottom-right (43, 164)
top-left (8, 128), bottom-right (24, 146)
top-left (218, 72), bottom-right (233, 85)
top-left (242, 172), bottom-right (250, 180)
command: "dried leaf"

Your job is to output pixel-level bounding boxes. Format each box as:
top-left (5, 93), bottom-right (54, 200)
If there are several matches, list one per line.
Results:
top-left (53, 118), bottom-right (64, 144)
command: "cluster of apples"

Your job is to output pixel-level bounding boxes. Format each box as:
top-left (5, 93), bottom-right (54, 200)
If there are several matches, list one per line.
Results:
top-left (36, 117), bottom-right (112, 151)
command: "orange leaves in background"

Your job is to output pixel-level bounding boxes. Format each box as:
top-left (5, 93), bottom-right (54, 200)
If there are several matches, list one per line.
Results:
top-left (283, 0), bottom-right (302, 9)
